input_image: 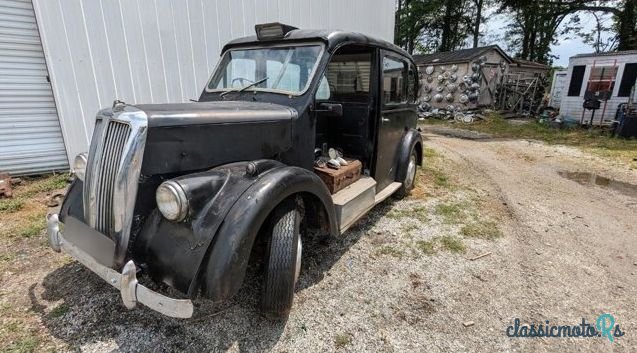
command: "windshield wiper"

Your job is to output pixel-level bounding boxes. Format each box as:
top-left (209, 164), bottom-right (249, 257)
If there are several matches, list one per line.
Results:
top-left (220, 77), bottom-right (269, 98)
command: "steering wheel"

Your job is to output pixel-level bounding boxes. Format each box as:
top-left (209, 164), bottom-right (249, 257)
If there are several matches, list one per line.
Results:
top-left (231, 77), bottom-right (254, 88)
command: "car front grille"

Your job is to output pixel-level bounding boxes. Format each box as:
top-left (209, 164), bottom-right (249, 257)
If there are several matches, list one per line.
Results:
top-left (83, 107), bottom-right (148, 267)
top-left (91, 121), bottom-right (131, 234)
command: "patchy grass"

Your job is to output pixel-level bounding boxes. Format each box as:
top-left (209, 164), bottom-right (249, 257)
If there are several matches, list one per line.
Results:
top-left (3, 336), bottom-right (40, 353)
top-left (0, 198), bottom-right (25, 213)
top-left (20, 173), bottom-right (69, 197)
top-left (47, 304), bottom-right (69, 319)
top-left (415, 236), bottom-right (465, 255)
top-left (425, 114), bottom-right (637, 168)
top-left (411, 147), bottom-right (455, 199)
top-left (438, 235), bottom-right (466, 253)
top-left (461, 220), bottom-right (503, 240)
top-left (376, 245), bottom-right (405, 259)
top-left (387, 205), bottom-right (429, 223)
top-left (401, 223), bottom-right (419, 234)
top-left (434, 202), bottom-right (465, 223)
top-left (334, 333), bottom-right (352, 348)
top-left (415, 240), bottom-right (435, 255)
top-left (18, 215), bottom-right (46, 238)
top-left (1, 174), bottom-right (70, 241)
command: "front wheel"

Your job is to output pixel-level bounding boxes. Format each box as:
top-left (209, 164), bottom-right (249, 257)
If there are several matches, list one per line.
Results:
top-left (395, 148), bottom-right (418, 199)
top-left (260, 198), bottom-right (303, 320)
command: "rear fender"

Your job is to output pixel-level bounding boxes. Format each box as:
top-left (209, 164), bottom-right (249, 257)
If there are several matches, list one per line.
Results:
top-left (395, 128), bottom-right (423, 183)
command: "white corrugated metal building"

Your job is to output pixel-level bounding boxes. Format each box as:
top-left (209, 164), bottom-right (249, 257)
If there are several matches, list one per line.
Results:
top-left (0, 0), bottom-right (395, 175)
top-left (557, 50), bottom-right (637, 125)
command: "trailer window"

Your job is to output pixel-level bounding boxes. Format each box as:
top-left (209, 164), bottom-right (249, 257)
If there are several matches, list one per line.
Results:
top-left (587, 66), bottom-right (618, 94)
top-left (618, 63), bottom-right (637, 97)
top-left (567, 65), bottom-right (585, 97)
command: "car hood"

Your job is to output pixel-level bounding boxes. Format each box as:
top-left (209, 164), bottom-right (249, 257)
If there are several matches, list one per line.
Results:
top-left (134, 101), bottom-right (298, 127)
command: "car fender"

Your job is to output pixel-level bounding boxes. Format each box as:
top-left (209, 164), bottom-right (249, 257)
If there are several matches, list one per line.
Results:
top-left (198, 165), bottom-right (337, 301)
top-left (395, 128), bottom-right (423, 183)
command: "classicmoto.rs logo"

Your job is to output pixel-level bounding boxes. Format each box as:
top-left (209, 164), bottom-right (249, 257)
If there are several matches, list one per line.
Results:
top-left (506, 313), bottom-right (625, 342)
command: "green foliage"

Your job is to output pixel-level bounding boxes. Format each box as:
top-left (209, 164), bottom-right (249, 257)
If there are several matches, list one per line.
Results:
top-left (0, 198), bottom-right (24, 213)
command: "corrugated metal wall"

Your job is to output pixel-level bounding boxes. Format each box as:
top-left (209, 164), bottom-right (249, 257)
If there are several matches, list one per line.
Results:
top-left (0, 0), bottom-right (68, 175)
top-left (32, 0), bottom-right (395, 165)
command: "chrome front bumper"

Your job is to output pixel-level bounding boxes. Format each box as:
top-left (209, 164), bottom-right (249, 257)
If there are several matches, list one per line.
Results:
top-left (46, 213), bottom-right (193, 319)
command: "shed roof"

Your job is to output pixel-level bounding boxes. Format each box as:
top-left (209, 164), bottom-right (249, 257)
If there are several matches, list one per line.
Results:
top-left (412, 45), bottom-right (512, 65)
top-left (512, 58), bottom-right (550, 70)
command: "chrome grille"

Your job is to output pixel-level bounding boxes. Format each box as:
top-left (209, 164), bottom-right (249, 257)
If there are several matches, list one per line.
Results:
top-left (93, 121), bottom-right (131, 234)
top-left (83, 107), bottom-right (148, 267)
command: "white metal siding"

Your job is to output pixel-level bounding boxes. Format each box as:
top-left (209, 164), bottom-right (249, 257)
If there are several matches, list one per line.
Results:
top-left (32, 0), bottom-right (396, 164)
top-left (559, 53), bottom-right (637, 124)
top-left (0, 0), bottom-right (67, 175)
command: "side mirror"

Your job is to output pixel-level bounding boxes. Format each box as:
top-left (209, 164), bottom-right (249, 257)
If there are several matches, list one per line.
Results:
top-left (315, 102), bottom-right (343, 117)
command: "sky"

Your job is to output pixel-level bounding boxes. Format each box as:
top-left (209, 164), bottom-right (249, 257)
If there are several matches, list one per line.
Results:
top-left (480, 9), bottom-right (615, 67)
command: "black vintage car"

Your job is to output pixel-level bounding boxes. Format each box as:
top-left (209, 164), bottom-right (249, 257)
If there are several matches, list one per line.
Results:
top-left (46, 23), bottom-right (423, 319)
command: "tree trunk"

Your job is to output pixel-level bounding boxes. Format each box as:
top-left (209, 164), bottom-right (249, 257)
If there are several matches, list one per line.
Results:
top-left (617, 0), bottom-right (637, 50)
top-left (440, 0), bottom-right (454, 51)
top-left (472, 0), bottom-right (483, 48)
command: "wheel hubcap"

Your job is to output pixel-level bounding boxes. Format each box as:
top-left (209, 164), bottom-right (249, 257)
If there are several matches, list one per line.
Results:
top-left (294, 237), bottom-right (302, 284)
top-left (405, 154), bottom-right (417, 188)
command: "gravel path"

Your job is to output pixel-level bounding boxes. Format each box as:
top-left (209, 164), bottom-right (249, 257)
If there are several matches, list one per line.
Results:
top-left (3, 129), bottom-right (636, 352)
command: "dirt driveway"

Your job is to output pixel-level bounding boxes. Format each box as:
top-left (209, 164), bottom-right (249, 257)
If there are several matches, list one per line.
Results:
top-left (1, 129), bottom-right (636, 352)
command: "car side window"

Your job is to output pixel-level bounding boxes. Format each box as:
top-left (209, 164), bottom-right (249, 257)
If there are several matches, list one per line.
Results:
top-left (407, 64), bottom-right (418, 103)
top-left (315, 75), bottom-right (331, 100)
top-left (383, 56), bottom-right (407, 104)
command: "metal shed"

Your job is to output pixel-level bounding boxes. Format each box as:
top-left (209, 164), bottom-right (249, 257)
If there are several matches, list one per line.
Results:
top-left (0, 0), bottom-right (395, 176)
top-left (413, 45), bottom-right (512, 110)
top-left (0, 0), bottom-right (67, 175)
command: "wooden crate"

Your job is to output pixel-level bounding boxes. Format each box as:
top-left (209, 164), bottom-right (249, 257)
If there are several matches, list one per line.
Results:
top-left (314, 159), bottom-right (362, 194)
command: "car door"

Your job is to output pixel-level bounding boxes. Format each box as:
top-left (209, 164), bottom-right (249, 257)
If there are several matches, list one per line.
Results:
top-left (374, 52), bottom-right (411, 191)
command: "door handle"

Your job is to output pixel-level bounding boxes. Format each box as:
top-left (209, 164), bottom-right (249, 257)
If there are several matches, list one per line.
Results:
top-left (382, 117), bottom-right (390, 123)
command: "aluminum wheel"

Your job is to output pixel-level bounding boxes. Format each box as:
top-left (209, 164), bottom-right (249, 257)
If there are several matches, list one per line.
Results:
top-left (294, 237), bottom-right (302, 284)
top-left (405, 154), bottom-right (417, 189)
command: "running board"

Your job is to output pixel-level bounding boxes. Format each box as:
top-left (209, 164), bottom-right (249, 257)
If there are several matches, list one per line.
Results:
top-left (375, 182), bottom-right (402, 204)
top-left (332, 178), bottom-right (403, 234)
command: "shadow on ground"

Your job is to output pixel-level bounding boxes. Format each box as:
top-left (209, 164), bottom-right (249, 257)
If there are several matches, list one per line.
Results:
top-left (31, 200), bottom-right (394, 352)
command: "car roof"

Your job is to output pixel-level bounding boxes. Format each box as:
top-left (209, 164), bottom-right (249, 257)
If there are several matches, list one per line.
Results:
top-left (222, 28), bottom-right (414, 64)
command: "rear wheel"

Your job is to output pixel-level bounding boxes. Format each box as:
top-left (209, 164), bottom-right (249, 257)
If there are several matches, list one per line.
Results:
top-left (395, 148), bottom-right (418, 199)
top-left (260, 198), bottom-right (303, 319)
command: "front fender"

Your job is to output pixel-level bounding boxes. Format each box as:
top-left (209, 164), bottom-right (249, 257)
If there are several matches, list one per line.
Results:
top-left (135, 160), bottom-right (282, 296)
top-left (199, 166), bottom-right (337, 301)
top-left (395, 128), bottom-right (423, 183)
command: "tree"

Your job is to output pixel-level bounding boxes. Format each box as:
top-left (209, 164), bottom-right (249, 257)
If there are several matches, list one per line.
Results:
top-left (394, 0), bottom-right (472, 54)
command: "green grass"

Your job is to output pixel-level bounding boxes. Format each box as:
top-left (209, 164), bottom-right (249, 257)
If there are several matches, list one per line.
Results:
top-left (434, 202), bottom-right (465, 223)
top-left (438, 235), bottom-right (466, 253)
top-left (460, 220), bottom-right (503, 240)
top-left (387, 206), bottom-right (429, 223)
top-left (401, 223), bottom-right (419, 233)
top-left (426, 114), bottom-right (637, 168)
top-left (0, 198), bottom-right (24, 213)
top-left (3, 336), bottom-right (39, 353)
top-left (334, 333), bottom-right (352, 348)
top-left (415, 236), bottom-right (466, 254)
top-left (16, 215), bottom-right (45, 238)
top-left (21, 173), bottom-right (69, 197)
top-left (47, 304), bottom-right (69, 319)
top-left (376, 245), bottom-right (405, 258)
top-left (415, 240), bottom-right (435, 254)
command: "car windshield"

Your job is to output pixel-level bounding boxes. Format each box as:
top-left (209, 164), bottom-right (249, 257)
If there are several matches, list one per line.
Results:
top-left (207, 44), bottom-right (324, 95)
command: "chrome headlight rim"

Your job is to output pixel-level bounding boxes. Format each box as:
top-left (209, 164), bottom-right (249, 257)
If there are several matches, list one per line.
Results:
top-left (73, 152), bottom-right (88, 181)
top-left (156, 180), bottom-right (189, 222)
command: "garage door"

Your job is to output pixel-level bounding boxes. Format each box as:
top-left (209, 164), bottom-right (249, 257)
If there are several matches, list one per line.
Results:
top-left (0, 0), bottom-right (67, 175)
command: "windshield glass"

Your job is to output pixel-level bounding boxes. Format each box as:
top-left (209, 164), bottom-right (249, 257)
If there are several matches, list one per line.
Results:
top-left (207, 44), bottom-right (324, 95)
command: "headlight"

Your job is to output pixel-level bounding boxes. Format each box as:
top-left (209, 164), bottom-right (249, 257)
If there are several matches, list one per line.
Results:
top-left (156, 181), bottom-right (188, 222)
top-left (73, 153), bottom-right (88, 181)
